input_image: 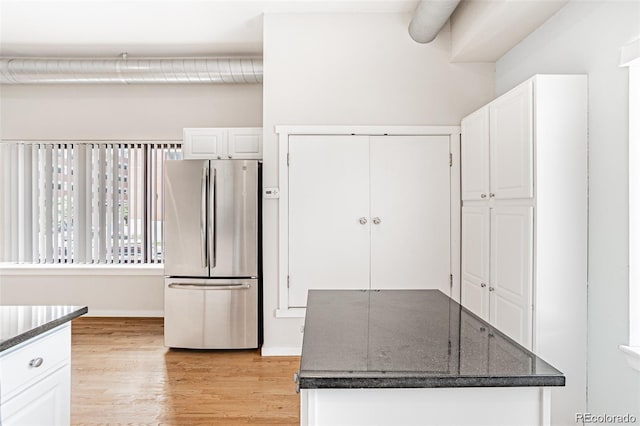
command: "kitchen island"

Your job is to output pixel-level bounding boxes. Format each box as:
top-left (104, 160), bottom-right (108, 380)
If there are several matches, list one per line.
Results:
top-left (297, 290), bottom-right (563, 426)
top-left (0, 305), bottom-right (88, 426)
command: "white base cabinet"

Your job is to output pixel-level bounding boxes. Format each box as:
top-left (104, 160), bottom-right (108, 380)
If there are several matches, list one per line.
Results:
top-left (0, 324), bottom-right (72, 426)
top-left (300, 387), bottom-right (551, 426)
top-left (460, 74), bottom-right (587, 425)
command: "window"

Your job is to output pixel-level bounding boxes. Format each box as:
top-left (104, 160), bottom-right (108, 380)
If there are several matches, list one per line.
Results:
top-left (0, 141), bottom-right (181, 264)
top-left (620, 37), bottom-right (640, 369)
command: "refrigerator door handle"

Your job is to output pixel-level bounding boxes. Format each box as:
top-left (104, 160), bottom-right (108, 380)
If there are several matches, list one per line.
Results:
top-left (168, 283), bottom-right (251, 291)
top-left (200, 165), bottom-right (208, 268)
top-left (209, 167), bottom-right (217, 269)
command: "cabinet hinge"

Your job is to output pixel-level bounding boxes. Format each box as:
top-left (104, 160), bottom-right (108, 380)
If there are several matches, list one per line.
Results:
top-left (449, 153), bottom-right (452, 167)
top-left (287, 275), bottom-right (290, 288)
top-left (450, 274), bottom-right (453, 288)
top-left (287, 153), bottom-right (290, 166)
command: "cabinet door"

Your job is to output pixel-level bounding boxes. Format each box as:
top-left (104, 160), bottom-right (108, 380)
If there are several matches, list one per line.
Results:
top-left (489, 80), bottom-right (534, 200)
top-left (2, 365), bottom-right (70, 426)
top-left (288, 135), bottom-right (370, 307)
top-left (489, 206), bottom-right (533, 349)
top-left (461, 107), bottom-right (490, 201)
top-left (227, 128), bottom-right (262, 159)
top-left (461, 205), bottom-right (490, 321)
top-left (183, 128), bottom-right (226, 159)
top-left (369, 135), bottom-right (450, 292)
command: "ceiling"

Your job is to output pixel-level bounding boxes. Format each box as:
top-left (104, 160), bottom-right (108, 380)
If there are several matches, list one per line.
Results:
top-left (0, 0), bottom-right (418, 57)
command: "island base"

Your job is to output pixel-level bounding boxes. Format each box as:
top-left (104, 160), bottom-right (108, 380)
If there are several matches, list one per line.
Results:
top-left (300, 386), bottom-right (551, 426)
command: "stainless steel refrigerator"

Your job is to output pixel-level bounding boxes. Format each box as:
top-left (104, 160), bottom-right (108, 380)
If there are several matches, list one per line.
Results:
top-left (163, 159), bottom-right (260, 349)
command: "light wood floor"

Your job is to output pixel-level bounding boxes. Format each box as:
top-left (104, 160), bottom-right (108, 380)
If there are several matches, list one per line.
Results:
top-left (71, 317), bottom-right (300, 425)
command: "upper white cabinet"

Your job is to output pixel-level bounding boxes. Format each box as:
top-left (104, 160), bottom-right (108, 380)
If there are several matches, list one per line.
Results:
top-left (461, 108), bottom-right (490, 200)
top-left (462, 80), bottom-right (533, 201)
top-left (183, 127), bottom-right (262, 160)
top-left (287, 133), bottom-right (452, 308)
top-left (460, 75), bottom-right (587, 425)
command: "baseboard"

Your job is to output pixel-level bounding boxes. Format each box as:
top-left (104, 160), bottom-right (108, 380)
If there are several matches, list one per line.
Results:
top-left (261, 346), bottom-right (302, 356)
top-left (86, 309), bottom-right (164, 317)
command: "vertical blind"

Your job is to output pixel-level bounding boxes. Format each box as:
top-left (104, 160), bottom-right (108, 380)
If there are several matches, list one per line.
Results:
top-left (0, 141), bottom-right (181, 264)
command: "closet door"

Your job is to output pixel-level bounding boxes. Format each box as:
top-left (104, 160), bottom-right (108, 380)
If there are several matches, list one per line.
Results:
top-left (489, 206), bottom-right (533, 349)
top-left (461, 205), bottom-right (490, 321)
top-left (288, 135), bottom-right (370, 307)
top-left (369, 135), bottom-right (450, 292)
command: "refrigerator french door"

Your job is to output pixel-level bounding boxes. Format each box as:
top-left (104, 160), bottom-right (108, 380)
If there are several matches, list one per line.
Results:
top-left (163, 159), bottom-right (259, 349)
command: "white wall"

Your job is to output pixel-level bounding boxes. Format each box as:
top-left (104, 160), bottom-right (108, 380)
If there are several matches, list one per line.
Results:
top-left (261, 12), bottom-right (495, 354)
top-left (0, 83), bottom-right (262, 316)
top-left (0, 84), bottom-right (262, 140)
top-left (496, 0), bottom-right (640, 417)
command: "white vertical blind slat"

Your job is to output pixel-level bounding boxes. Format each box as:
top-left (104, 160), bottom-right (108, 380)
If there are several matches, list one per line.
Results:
top-left (31, 144), bottom-right (39, 263)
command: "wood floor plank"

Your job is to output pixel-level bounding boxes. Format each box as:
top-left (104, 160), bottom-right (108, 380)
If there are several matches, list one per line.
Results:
top-left (71, 317), bottom-right (300, 425)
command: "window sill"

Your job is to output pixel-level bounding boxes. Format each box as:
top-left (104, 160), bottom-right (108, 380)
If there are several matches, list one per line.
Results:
top-left (619, 345), bottom-right (640, 372)
top-left (0, 263), bottom-right (164, 276)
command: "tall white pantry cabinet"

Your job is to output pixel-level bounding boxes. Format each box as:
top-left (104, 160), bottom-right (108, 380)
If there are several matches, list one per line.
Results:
top-left (460, 75), bottom-right (587, 424)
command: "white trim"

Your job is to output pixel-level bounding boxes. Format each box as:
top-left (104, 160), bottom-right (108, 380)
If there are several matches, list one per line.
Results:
top-left (619, 345), bottom-right (640, 372)
top-left (625, 44), bottom-right (640, 349)
top-left (621, 38), bottom-right (640, 67)
top-left (276, 308), bottom-right (306, 318)
top-left (275, 125), bottom-right (461, 315)
top-left (261, 346), bottom-right (302, 356)
top-left (275, 125), bottom-right (460, 136)
top-left (0, 263), bottom-right (164, 276)
top-left (86, 309), bottom-right (164, 318)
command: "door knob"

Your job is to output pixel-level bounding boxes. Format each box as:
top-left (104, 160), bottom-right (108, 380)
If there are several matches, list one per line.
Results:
top-left (373, 217), bottom-right (381, 225)
top-left (359, 217), bottom-right (368, 225)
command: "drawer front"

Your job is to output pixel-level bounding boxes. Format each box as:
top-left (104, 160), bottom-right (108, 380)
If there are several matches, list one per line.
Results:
top-left (0, 325), bottom-right (71, 400)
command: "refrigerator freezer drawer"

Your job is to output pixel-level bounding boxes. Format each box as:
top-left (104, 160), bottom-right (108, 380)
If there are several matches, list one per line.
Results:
top-left (164, 278), bottom-right (258, 349)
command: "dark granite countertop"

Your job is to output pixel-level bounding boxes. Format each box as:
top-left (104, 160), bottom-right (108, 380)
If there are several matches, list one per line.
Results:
top-left (0, 305), bottom-right (88, 352)
top-left (298, 290), bottom-right (564, 389)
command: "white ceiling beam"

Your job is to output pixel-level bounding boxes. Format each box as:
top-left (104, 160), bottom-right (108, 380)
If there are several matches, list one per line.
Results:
top-left (449, 0), bottom-right (568, 63)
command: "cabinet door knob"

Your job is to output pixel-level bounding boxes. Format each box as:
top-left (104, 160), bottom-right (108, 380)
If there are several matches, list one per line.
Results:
top-left (29, 357), bottom-right (44, 368)
top-left (228, 155), bottom-right (233, 159)
top-left (489, 193), bottom-right (495, 198)
top-left (480, 283), bottom-right (486, 288)
top-left (372, 217), bottom-right (381, 225)
top-left (359, 217), bottom-right (368, 225)
top-left (488, 286), bottom-right (495, 292)
top-left (480, 193), bottom-right (487, 199)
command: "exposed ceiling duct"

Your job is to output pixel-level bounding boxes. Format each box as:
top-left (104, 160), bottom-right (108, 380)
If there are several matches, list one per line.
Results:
top-left (408, 0), bottom-right (461, 44)
top-left (0, 57), bottom-right (263, 84)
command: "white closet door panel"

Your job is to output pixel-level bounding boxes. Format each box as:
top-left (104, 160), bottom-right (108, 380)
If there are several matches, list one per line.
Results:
top-left (461, 206), bottom-right (490, 321)
top-left (461, 107), bottom-right (490, 200)
top-left (369, 135), bottom-right (450, 293)
top-left (288, 135), bottom-right (370, 307)
top-left (490, 206), bottom-right (533, 349)
top-left (489, 80), bottom-right (534, 200)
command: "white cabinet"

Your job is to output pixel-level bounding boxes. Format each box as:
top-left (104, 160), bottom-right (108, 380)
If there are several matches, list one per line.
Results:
top-left (461, 206), bottom-right (490, 321)
top-left (183, 127), bottom-right (262, 159)
top-left (462, 205), bottom-right (532, 348)
top-left (462, 80), bottom-right (533, 201)
top-left (287, 134), bottom-right (451, 307)
top-left (460, 108), bottom-right (490, 201)
top-left (0, 324), bottom-right (72, 426)
top-left (460, 75), bottom-right (587, 425)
